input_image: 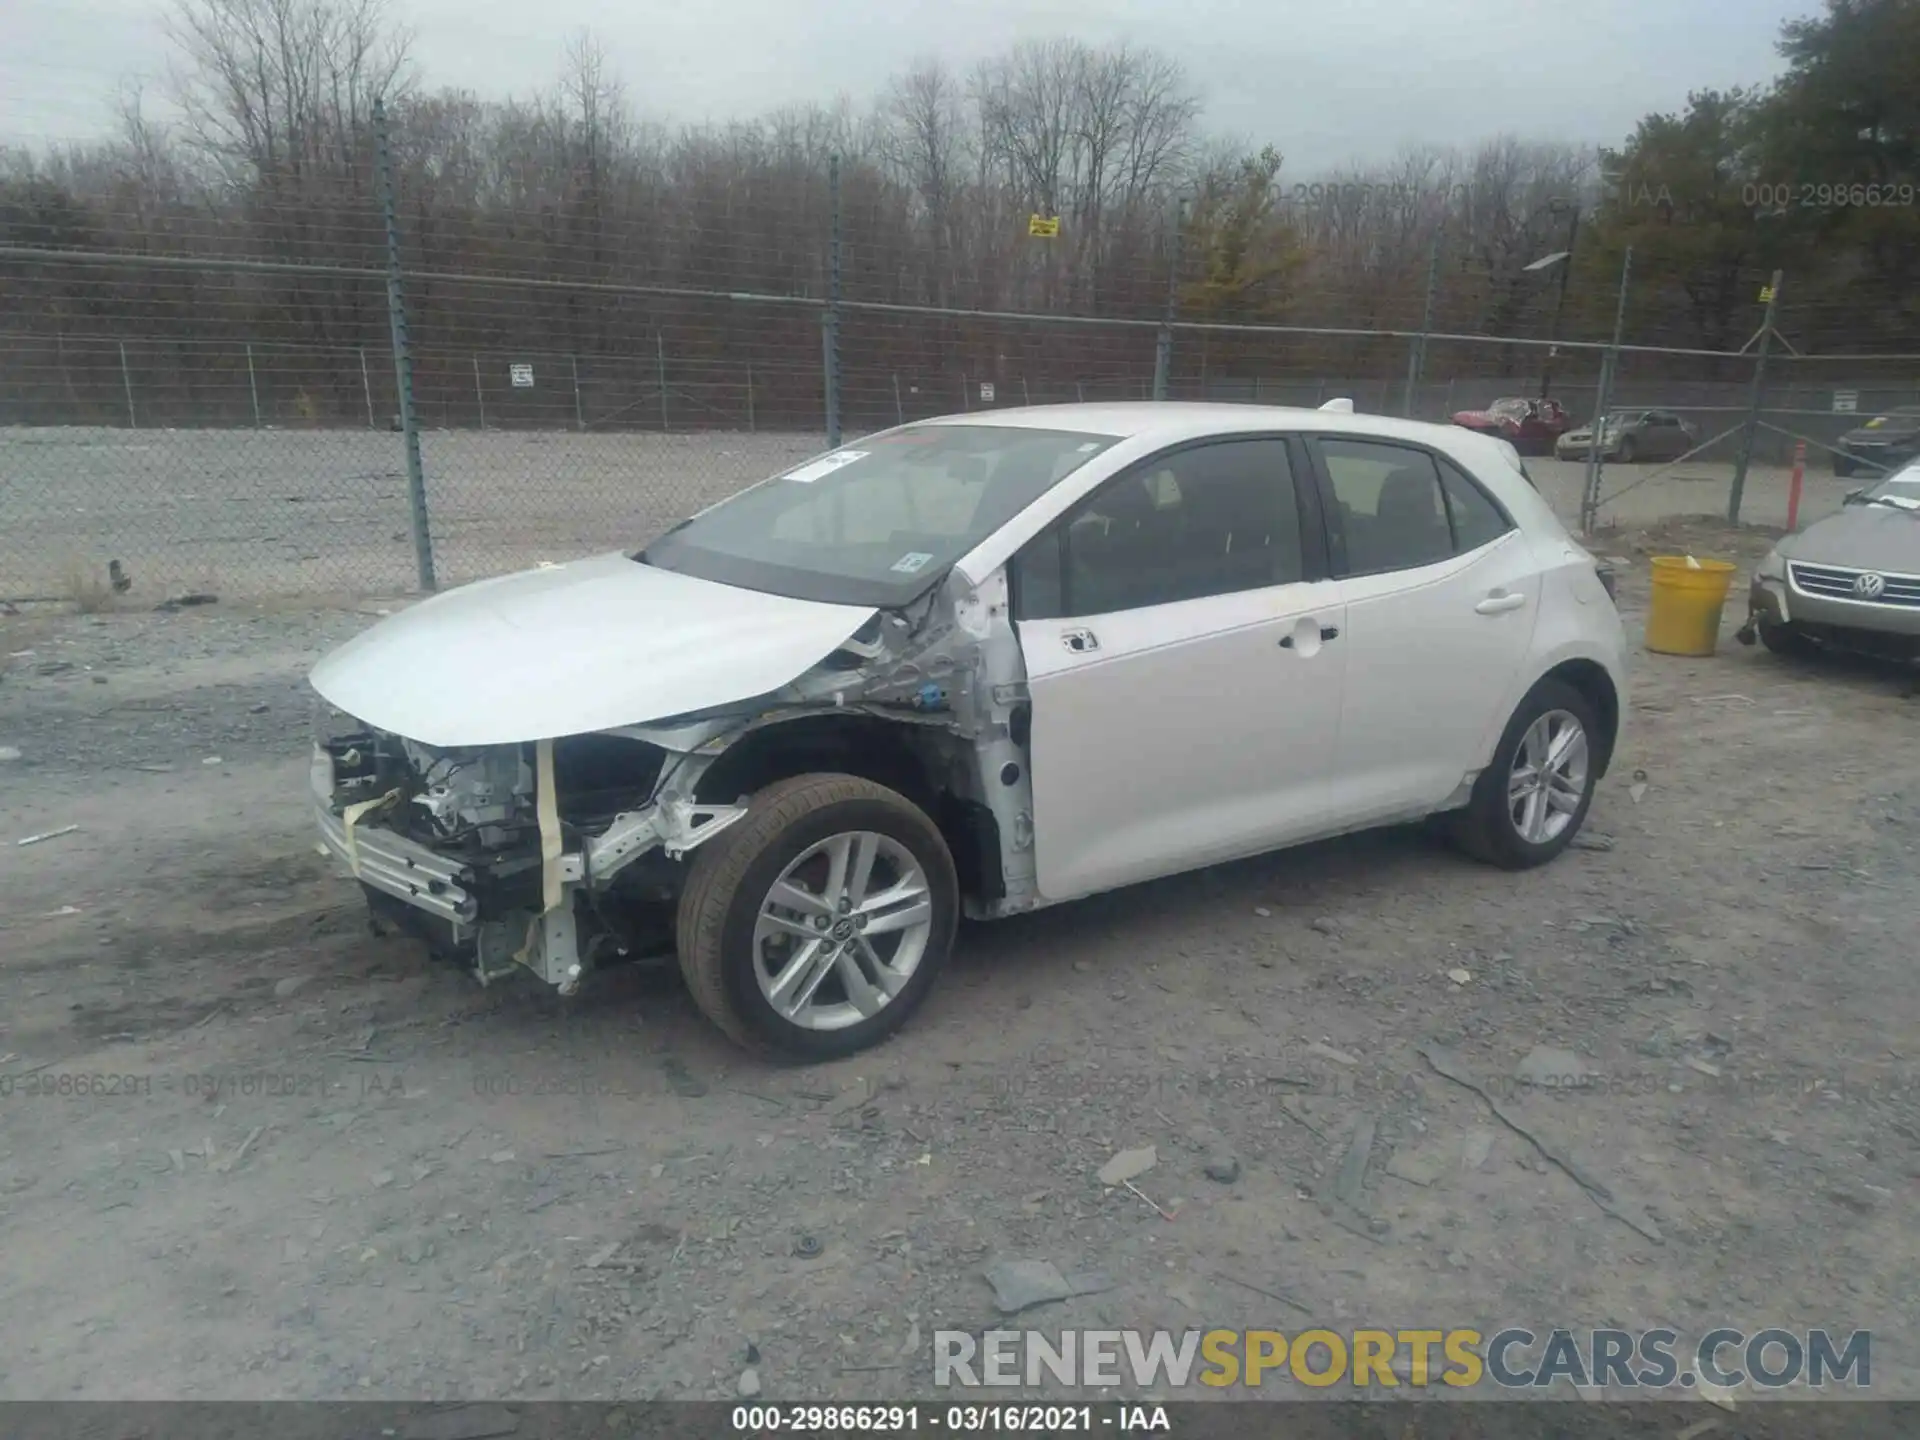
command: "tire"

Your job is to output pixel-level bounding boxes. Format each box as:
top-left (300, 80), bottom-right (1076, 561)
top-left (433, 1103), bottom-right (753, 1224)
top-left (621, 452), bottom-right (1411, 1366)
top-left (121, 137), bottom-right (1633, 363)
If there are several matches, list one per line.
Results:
top-left (1758, 618), bottom-right (1816, 658)
top-left (674, 773), bottom-right (959, 1061)
top-left (1447, 678), bottom-right (1601, 871)
top-left (1617, 436), bottom-right (1637, 463)
top-left (1833, 455), bottom-right (1855, 478)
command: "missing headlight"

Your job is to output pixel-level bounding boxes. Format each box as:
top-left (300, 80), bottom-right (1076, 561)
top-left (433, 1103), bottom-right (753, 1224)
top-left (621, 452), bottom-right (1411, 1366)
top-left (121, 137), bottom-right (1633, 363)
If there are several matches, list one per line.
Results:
top-left (311, 695), bottom-right (367, 746)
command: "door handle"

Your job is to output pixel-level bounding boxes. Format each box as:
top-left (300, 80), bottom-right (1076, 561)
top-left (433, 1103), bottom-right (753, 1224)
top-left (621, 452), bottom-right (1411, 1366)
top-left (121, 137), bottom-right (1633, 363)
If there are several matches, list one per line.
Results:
top-left (1061, 627), bottom-right (1099, 653)
top-left (1279, 625), bottom-right (1340, 649)
top-left (1475, 592), bottom-right (1527, 615)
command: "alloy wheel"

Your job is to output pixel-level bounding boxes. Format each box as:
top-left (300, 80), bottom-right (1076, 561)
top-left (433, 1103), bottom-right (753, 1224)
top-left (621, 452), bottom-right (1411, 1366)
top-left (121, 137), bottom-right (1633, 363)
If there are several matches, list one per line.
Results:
top-left (750, 830), bottom-right (934, 1031)
top-left (1507, 709), bottom-right (1590, 845)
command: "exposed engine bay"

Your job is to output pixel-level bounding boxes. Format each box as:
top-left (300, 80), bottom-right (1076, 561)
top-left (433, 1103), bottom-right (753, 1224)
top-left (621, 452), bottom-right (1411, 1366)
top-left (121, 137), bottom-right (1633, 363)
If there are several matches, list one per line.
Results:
top-left (311, 566), bottom-right (1035, 994)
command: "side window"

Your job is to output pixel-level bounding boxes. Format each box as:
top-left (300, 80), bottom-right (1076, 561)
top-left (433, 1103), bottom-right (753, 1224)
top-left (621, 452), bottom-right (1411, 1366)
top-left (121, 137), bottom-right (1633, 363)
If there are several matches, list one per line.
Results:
top-left (1318, 440), bottom-right (1453, 575)
top-left (1013, 438), bottom-right (1304, 618)
top-left (1437, 459), bottom-right (1515, 552)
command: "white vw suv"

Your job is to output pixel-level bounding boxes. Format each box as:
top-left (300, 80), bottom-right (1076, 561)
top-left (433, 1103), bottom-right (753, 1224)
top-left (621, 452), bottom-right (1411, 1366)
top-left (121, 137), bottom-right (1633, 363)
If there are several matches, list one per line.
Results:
top-left (309, 402), bottom-right (1629, 1058)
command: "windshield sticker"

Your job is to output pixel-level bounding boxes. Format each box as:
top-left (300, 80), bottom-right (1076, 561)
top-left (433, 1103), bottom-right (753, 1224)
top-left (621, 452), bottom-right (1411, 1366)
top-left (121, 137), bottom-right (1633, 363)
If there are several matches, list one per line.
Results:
top-left (890, 551), bottom-right (935, 574)
top-left (781, 449), bottom-right (868, 483)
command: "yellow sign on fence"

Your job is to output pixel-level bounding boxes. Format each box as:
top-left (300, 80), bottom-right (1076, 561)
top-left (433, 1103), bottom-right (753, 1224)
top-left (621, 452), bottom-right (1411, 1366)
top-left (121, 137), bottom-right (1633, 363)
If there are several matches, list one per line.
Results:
top-left (1028, 214), bottom-right (1061, 238)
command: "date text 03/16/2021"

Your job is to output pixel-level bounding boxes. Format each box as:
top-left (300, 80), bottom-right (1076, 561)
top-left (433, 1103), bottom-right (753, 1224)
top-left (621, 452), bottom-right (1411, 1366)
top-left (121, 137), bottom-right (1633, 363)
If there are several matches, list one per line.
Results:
top-left (731, 1406), bottom-right (1168, 1432)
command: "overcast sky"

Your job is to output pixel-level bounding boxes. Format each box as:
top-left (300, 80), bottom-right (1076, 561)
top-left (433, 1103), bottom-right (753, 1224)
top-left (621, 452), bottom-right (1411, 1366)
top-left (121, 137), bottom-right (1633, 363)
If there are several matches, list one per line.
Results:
top-left (5, 0), bottom-right (1817, 173)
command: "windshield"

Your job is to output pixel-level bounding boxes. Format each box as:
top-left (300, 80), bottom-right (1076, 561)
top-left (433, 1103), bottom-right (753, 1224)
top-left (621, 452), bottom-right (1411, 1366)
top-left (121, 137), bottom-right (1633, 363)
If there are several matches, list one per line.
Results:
top-left (1488, 399), bottom-right (1530, 419)
top-left (1863, 462), bottom-right (1920, 509)
top-left (637, 424), bottom-right (1121, 607)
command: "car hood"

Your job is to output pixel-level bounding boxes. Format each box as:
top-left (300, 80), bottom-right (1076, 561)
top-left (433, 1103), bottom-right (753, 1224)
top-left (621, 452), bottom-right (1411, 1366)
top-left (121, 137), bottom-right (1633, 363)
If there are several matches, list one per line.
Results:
top-left (1452, 411), bottom-right (1510, 427)
top-left (308, 551), bottom-right (879, 747)
top-left (1785, 505), bottom-right (1920, 573)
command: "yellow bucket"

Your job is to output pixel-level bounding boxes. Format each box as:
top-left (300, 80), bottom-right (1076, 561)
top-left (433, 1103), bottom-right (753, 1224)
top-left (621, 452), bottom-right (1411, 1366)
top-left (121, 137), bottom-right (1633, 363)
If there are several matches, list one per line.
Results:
top-left (1644, 555), bottom-right (1738, 656)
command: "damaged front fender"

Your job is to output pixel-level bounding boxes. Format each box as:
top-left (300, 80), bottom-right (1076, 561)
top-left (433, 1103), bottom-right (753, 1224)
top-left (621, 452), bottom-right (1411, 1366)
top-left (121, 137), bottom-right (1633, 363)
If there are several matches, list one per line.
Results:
top-left (316, 562), bottom-right (1039, 996)
top-left (587, 793), bottom-right (750, 873)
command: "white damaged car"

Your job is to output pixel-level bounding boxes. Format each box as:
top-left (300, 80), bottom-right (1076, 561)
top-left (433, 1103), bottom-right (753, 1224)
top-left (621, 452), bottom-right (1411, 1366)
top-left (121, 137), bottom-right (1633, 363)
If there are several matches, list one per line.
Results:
top-left (310, 402), bottom-right (1628, 1058)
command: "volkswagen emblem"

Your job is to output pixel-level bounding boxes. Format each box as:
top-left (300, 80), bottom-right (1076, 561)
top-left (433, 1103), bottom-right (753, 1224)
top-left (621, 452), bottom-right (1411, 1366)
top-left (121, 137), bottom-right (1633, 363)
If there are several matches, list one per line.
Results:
top-left (1853, 572), bottom-right (1887, 599)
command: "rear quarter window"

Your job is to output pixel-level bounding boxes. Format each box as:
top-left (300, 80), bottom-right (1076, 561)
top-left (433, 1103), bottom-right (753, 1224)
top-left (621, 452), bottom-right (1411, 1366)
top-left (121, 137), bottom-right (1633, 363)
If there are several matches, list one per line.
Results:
top-left (1437, 459), bottom-right (1516, 550)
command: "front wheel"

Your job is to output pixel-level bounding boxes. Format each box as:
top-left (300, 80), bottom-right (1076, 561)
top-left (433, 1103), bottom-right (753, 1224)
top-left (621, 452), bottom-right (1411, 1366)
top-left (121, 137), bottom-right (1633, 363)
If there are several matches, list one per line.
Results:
top-left (1617, 436), bottom-right (1638, 463)
top-left (1447, 679), bottom-right (1600, 870)
top-left (675, 774), bottom-right (958, 1060)
top-left (1833, 455), bottom-right (1855, 478)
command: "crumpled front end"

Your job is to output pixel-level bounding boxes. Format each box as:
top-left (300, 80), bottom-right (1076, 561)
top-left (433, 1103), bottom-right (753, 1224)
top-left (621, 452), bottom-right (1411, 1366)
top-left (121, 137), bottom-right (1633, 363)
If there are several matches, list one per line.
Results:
top-left (310, 740), bottom-right (484, 928)
top-left (309, 561), bottom-right (1041, 995)
top-left (310, 710), bottom-right (745, 992)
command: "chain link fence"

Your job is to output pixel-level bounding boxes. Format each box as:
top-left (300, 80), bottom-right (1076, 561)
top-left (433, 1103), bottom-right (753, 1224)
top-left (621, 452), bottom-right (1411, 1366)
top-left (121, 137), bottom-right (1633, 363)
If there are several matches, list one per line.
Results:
top-left (3, 141), bottom-right (1917, 604)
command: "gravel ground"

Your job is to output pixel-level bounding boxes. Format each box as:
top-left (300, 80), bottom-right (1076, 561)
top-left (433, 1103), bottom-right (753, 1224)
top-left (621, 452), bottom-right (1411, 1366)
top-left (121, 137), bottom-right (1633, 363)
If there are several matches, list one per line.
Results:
top-left (2, 512), bottom-right (1918, 1405)
top-left (0, 425), bottom-right (1849, 603)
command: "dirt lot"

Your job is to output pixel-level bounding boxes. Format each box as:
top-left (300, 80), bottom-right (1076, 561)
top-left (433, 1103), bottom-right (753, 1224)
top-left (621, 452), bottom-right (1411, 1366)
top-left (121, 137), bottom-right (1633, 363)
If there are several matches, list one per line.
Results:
top-left (0, 428), bottom-right (825, 601)
top-left (0, 424), bottom-right (1850, 602)
top-left (2, 512), bottom-right (1918, 1404)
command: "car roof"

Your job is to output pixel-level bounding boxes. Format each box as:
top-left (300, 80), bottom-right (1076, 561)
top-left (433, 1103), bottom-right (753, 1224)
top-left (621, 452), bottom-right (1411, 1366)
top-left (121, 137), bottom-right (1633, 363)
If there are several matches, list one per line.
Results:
top-left (910, 401), bottom-right (1501, 449)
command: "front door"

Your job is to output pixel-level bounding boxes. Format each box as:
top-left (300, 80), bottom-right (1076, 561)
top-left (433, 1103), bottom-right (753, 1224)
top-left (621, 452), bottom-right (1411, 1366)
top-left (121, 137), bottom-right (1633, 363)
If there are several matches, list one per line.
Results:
top-left (1650, 414), bottom-right (1687, 459)
top-left (1012, 437), bottom-right (1348, 902)
top-left (1307, 436), bottom-right (1543, 822)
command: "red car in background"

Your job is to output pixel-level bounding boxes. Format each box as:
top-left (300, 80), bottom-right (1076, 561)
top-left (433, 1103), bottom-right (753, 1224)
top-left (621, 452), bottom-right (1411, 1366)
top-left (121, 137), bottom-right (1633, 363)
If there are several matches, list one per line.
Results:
top-left (1451, 397), bottom-right (1572, 456)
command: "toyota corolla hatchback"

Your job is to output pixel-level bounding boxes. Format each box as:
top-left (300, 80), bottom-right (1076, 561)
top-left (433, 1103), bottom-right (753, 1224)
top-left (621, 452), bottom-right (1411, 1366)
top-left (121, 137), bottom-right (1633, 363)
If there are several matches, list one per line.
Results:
top-left (309, 402), bottom-right (1629, 1058)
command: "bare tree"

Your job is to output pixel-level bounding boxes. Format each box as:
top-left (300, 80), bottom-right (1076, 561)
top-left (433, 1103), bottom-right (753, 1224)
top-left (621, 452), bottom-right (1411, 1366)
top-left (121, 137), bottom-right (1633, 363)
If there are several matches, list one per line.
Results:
top-left (163, 0), bottom-right (414, 190)
top-left (880, 60), bottom-right (968, 305)
top-left (970, 39), bottom-right (1199, 310)
top-left (35, 19), bottom-right (1865, 430)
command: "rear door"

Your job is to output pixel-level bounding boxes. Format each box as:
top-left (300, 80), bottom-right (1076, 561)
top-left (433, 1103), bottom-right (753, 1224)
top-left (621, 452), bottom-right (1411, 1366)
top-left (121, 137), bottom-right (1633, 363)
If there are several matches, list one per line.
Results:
top-left (1304, 436), bottom-right (1544, 822)
top-left (1012, 436), bottom-right (1349, 901)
